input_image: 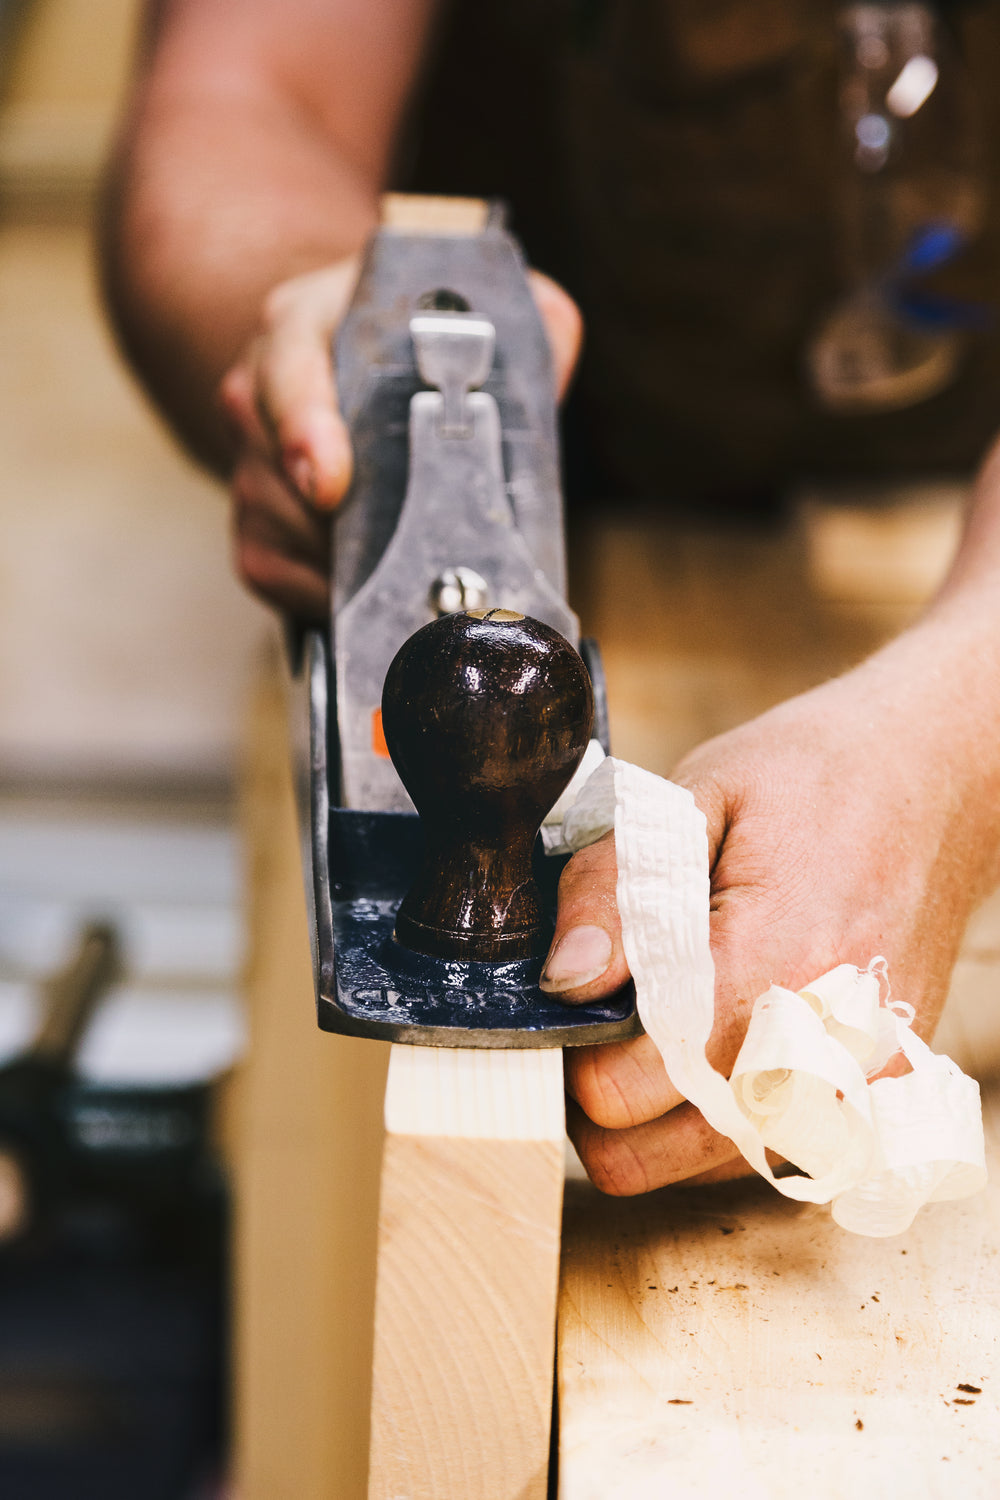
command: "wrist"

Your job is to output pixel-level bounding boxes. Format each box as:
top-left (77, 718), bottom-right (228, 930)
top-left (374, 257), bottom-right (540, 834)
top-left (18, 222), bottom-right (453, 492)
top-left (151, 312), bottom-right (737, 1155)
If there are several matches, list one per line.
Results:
top-left (843, 619), bottom-right (1000, 890)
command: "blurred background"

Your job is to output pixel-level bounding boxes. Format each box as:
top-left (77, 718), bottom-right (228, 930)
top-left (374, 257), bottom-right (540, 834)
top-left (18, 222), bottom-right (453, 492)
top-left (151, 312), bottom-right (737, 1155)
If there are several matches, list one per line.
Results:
top-left (1, 3), bottom-right (265, 1494)
top-left (2, 3), bottom-right (999, 1497)
top-left (0, 0), bottom-right (268, 787)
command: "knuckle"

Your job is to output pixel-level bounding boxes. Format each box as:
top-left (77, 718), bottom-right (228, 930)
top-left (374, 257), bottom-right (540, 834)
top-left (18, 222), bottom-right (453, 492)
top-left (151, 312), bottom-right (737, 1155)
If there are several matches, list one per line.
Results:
top-left (577, 1128), bottom-right (649, 1197)
top-left (570, 1051), bottom-right (644, 1131)
top-left (230, 466), bottom-right (253, 510)
top-left (557, 833), bottom-right (617, 905)
top-left (219, 365), bottom-right (255, 428)
top-left (254, 386), bottom-right (280, 450)
top-left (232, 539), bottom-right (258, 588)
top-left (234, 539), bottom-right (277, 593)
top-left (230, 462), bottom-right (271, 521)
top-left (261, 282), bottom-right (295, 332)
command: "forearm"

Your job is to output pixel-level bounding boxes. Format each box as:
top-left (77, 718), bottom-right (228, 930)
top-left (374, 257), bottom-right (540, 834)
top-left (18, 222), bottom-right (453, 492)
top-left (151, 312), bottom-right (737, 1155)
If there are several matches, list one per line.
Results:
top-left (885, 434), bottom-right (1000, 707)
top-left (930, 434), bottom-right (1000, 614)
top-left (100, 0), bottom-right (437, 470)
top-left (101, 87), bottom-right (377, 470)
top-left (817, 436), bottom-right (1000, 899)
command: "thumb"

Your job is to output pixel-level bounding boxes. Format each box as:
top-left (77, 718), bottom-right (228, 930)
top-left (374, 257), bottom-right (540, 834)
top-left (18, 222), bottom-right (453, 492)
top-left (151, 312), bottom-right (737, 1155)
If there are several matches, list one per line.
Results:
top-left (539, 831), bottom-right (631, 1004)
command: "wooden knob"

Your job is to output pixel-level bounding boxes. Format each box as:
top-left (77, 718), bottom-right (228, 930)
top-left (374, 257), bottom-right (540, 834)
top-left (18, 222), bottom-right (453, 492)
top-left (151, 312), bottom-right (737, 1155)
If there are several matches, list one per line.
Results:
top-left (381, 609), bottom-right (594, 961)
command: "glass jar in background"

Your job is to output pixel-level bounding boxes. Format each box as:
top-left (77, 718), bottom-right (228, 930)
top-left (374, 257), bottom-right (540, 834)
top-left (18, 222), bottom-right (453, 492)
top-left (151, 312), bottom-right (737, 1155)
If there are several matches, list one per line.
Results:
top-left (808, 2), bottom-right (986, 412)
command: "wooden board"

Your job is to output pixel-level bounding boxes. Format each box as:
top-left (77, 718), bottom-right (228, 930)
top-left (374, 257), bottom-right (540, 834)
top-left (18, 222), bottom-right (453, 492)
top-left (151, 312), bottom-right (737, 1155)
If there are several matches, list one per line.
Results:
top-left (233, 650), bottom-right (389, 1500)
top-left (558, 1085), bottom-right (1000, 1499)
top-left (365, 186), bottom-right (565, 1499)
top-left (369, 1044), bottom-right (566, 1500)
top-left (381, 192), bottom-right (489, 234)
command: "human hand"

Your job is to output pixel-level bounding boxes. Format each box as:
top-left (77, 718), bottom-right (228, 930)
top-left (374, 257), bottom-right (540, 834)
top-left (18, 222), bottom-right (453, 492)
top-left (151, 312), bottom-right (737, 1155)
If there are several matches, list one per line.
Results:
top-left (218, 261), bottom-right (583, 618)
top-left (544, 636), bottom-right (999, 1194)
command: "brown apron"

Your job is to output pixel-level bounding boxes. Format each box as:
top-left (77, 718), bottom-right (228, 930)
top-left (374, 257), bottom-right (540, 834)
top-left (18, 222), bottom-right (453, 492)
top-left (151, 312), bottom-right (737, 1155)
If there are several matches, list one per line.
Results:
top-left (398, 0), bottom-right (1000, 501)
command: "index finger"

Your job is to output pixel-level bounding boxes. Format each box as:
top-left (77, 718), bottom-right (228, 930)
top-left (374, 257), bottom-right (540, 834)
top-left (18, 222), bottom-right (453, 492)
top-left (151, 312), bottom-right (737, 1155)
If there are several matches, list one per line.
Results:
top-left (256, 261), bottom-right (359, 508)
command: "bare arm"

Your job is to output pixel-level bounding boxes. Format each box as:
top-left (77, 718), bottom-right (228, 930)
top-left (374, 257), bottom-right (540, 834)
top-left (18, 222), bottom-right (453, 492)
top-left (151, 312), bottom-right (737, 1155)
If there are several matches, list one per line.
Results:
top-left (549, 454), bottom-right (1000, 1193)
top-left (101, 0), bottom-right (582, 616)
top-left (100, 0), bottom-right (439, 467)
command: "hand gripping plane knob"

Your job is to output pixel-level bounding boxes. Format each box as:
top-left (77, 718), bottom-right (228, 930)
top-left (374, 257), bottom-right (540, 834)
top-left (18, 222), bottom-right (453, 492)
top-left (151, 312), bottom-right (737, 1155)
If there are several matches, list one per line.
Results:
top-left (381, 609), bottom-right (594, 962)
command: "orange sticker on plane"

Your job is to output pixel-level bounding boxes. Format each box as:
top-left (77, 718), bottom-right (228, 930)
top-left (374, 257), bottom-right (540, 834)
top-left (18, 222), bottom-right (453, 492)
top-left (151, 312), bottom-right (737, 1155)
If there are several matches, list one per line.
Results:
top-left (371, 707), bottom-right (390, 758)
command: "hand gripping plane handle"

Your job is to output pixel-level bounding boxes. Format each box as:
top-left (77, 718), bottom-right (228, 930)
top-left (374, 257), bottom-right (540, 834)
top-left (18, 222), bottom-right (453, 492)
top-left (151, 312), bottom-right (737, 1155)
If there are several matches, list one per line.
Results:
top-left (381, 610), bottom-right (594, 962)
top-left (294, 210), bottom-right (638, 1045)
top-left (330, 209), bottom-right (579, 814)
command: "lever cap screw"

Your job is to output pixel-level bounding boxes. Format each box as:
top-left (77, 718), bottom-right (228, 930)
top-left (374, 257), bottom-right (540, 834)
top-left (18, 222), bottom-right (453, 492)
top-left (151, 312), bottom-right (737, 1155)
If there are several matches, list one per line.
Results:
top-left (429, 566), bottom-right (490, 616)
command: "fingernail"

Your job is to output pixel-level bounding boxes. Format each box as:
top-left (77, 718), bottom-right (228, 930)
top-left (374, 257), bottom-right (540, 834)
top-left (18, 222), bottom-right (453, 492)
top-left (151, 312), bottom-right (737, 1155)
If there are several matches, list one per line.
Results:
top-left (540, 925), bottom-right (613, 992)
top-left (289, 454), bottom-right (315, 500)
top-left (308, 418), bottom-right (352, 509)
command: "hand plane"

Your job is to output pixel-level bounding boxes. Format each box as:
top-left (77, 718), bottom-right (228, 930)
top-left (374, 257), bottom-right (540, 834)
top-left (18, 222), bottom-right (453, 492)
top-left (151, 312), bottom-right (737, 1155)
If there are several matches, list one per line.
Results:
top-left (292, 204), bottom-right (639, 1048)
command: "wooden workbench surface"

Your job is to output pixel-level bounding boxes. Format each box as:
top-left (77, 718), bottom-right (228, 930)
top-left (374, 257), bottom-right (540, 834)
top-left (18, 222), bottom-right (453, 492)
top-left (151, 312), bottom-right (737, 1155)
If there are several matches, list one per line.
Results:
top-left (559, 1085), bottom-right (1000, 1498)
top-left (558, 489), bottom-right (1000, 1499)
